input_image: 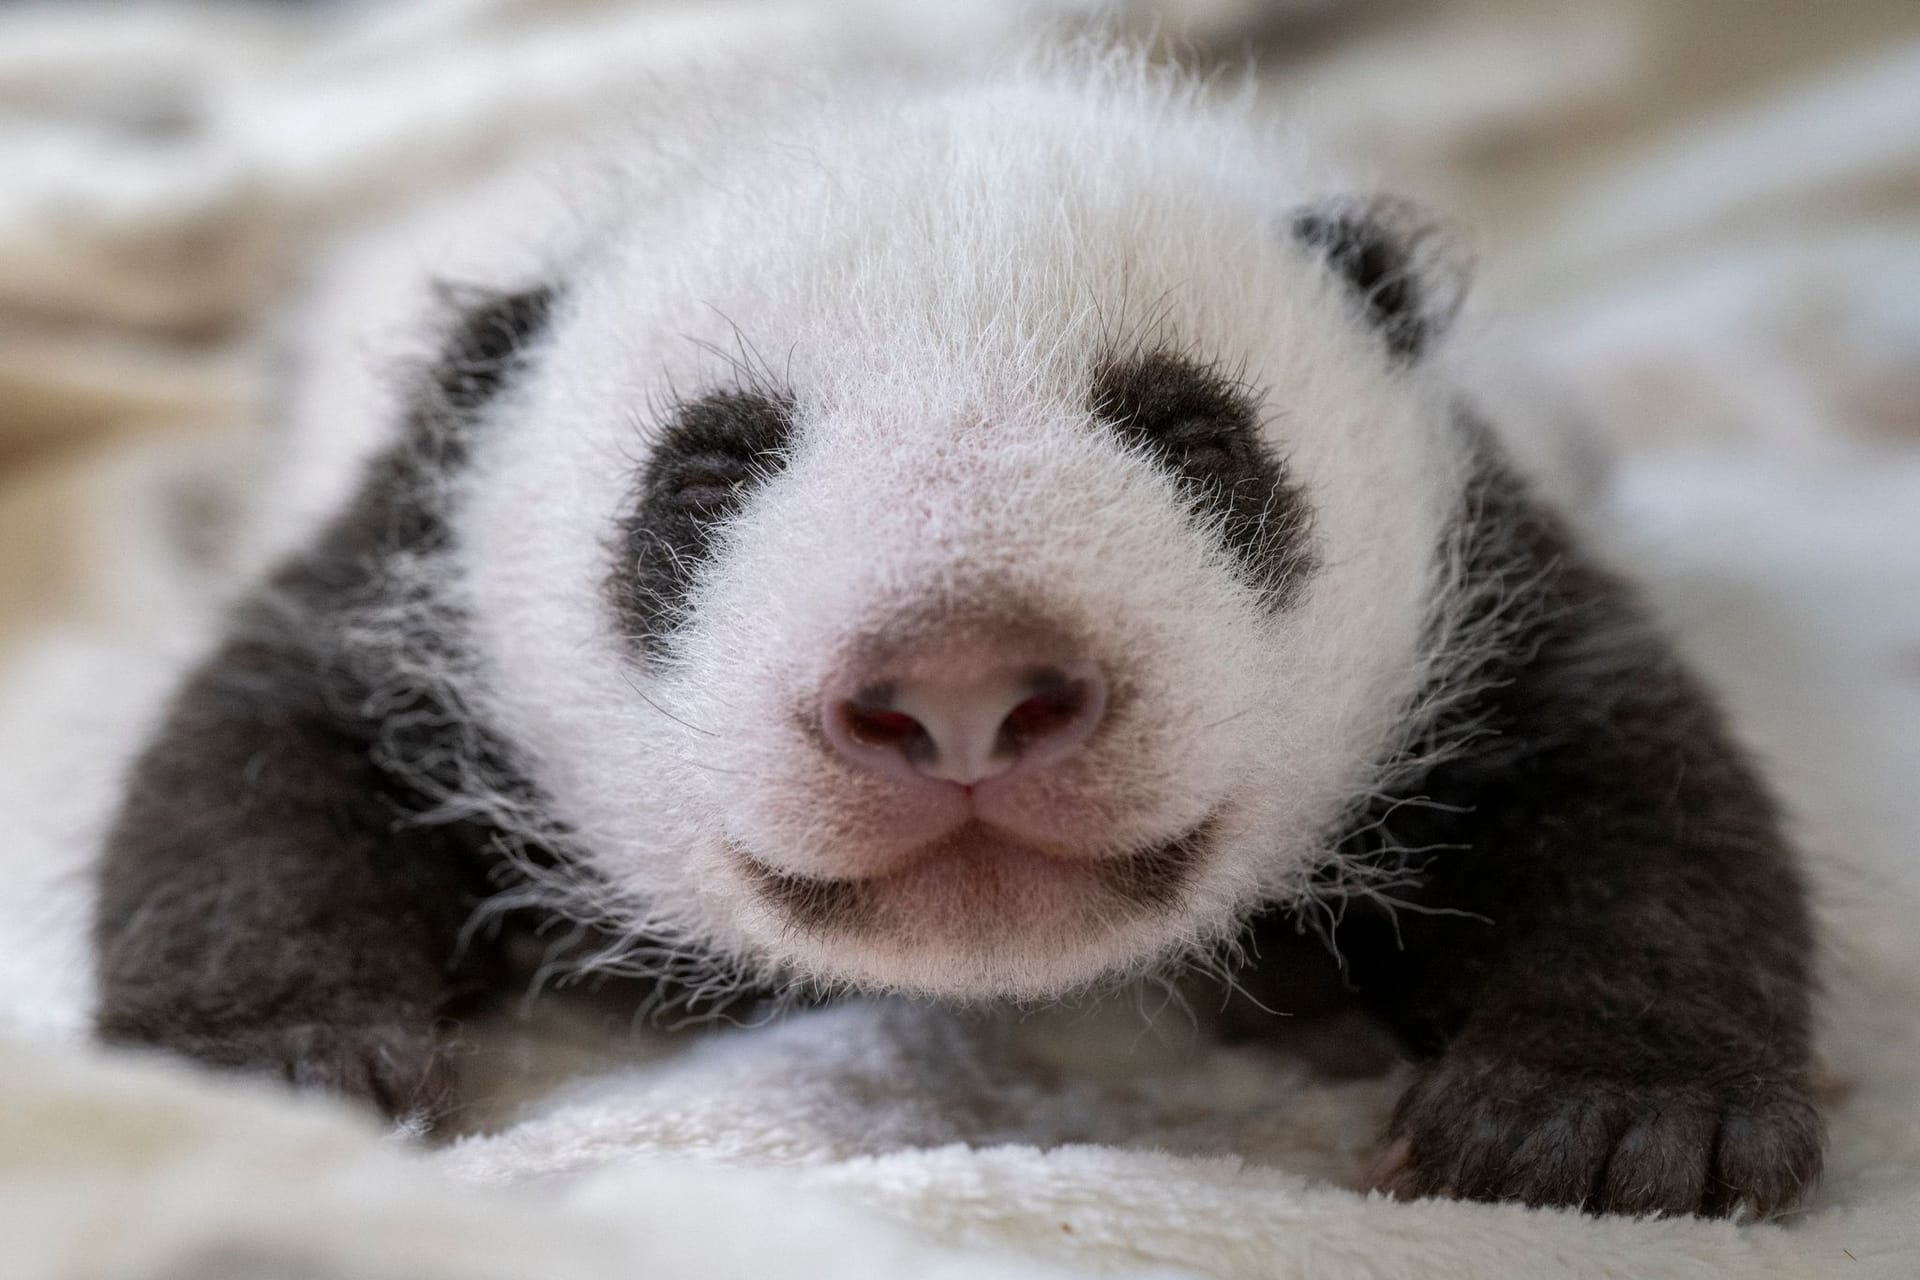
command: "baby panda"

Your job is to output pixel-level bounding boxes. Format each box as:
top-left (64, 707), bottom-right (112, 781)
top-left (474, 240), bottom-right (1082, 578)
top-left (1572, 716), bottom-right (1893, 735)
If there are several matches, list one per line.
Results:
top-left (92, 53), bottom-right (1822, 1218)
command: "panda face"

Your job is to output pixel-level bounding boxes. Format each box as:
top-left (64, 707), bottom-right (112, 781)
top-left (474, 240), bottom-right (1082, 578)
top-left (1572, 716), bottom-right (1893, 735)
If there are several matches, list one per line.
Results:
top-left (449, 68), bottom-right (1470, 999)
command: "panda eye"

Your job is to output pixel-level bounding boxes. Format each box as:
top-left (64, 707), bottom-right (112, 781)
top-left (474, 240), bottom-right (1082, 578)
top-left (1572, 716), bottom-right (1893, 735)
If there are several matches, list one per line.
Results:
top-left (1155, 416), bottom-right (1234, 449)
top-left (663, 455), bottom-right (753, 507)
top-left (1088, 355), bottom-right (1255, 458)
top-left (642, 390), bottom-right (794, 515)
top-left (1148, 417), bottom-right (1243, 472)
top-left (614, 388), bottom-right (797, 654)
top-left (1086, 351), bottom-right (1318, 610)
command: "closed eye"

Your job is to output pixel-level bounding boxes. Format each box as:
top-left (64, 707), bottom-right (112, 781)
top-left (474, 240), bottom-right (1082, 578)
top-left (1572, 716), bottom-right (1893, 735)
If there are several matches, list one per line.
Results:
top-left (662, 456), bottom-right (757, 506)
top-left (1087, 349), bottom-right (1320, 610)
top-left (1152, 417), bottom-right (1241, 462)
top-left (610, 386), bottom-right (797, 653)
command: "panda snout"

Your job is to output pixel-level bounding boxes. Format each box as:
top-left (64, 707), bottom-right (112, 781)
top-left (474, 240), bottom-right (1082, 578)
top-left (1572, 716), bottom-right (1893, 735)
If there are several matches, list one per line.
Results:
top-left (737, 604), bottom-right (1225, 991)
top-left (819, 625), bottom-right (1108, 790)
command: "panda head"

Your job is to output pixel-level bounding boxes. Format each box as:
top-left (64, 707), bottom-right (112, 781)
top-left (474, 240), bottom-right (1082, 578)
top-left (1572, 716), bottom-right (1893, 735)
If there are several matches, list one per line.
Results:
top-left (448, 63), bottom-right (1474, 1001)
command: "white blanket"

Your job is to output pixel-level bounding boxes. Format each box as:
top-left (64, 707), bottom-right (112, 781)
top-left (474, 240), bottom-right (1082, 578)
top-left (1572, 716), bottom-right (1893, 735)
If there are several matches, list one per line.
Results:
top-left (3, 3), bottom-right (1918, 1277)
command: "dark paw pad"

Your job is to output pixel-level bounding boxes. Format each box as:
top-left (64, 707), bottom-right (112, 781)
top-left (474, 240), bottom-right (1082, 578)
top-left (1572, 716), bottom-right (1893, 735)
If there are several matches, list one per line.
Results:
top-left (1372, 1057), bottom-right (1823, 1218)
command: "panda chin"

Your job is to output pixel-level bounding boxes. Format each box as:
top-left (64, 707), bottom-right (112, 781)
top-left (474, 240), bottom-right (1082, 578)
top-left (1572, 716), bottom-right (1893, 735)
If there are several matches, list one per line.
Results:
top-left (734, 814), bottom-right (1218, 998)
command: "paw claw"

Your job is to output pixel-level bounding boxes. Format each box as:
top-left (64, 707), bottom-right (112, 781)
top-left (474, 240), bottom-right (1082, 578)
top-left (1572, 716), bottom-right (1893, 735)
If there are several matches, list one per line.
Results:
top-left (1387, 1057), bottom-right (1821, 1218)
top-left (1367, 1136), bottom-right (1414, 1194)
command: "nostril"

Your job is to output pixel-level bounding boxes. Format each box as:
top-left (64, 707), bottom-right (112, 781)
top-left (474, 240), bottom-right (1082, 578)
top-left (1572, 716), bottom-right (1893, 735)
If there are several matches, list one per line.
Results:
top-left (819, 651), bottom-right (1108, 787)
top-left (838, 698), bottom-right (930, 760)
top-left (996, 672), bottom-right (1090, 755)
top-left (996, 667), bottom-right (1107, 770)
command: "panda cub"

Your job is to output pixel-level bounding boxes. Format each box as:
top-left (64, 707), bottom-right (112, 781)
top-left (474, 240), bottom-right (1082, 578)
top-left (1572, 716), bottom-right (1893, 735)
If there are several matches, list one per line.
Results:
top-left (93, 54), bottom-right (1822, 1218)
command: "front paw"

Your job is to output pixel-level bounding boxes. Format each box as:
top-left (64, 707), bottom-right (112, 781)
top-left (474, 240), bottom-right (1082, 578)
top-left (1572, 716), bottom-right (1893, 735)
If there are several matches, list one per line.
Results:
top-left (100, 1011), bottom-right (454, 1122)
top-left (1372, 1055), bottom-right (1823, 1218)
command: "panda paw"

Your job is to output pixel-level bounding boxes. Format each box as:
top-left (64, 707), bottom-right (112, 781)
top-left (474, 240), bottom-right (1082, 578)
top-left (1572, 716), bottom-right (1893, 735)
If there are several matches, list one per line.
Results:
top-left (1371, 1054), bottom-right (1823, 1219)
top-left (259, 1021), bottom-right (455, 1122)
top-left (102, 1010), bottom-right (455, 1124)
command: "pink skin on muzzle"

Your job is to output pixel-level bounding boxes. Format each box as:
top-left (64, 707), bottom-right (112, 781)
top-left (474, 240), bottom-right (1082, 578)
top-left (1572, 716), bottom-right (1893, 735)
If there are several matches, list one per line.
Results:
top-left (815, 621), bottom-right (1110, 854)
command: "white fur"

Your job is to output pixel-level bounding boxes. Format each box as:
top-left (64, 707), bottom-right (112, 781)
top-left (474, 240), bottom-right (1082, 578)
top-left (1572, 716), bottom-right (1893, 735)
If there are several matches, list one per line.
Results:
top-left (296, 52), bottom-right (1474, 1001)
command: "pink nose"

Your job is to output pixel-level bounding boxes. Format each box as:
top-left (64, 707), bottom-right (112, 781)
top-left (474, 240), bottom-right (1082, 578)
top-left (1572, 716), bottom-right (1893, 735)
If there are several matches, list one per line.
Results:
top-left (821, 647), bottom-right (1108, 787)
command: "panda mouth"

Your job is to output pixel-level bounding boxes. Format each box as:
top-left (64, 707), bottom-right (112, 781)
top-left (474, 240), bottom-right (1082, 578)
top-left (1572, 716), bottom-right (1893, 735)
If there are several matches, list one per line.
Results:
top-left (739, 815), bottom-right (1217, 939)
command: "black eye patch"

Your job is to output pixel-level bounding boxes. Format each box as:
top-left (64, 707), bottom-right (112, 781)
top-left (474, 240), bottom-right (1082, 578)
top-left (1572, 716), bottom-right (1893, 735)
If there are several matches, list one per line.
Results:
top-left (1090, 352), bottom-right (1319, 609)
top-left (608, 390), bottom-right (795, 653)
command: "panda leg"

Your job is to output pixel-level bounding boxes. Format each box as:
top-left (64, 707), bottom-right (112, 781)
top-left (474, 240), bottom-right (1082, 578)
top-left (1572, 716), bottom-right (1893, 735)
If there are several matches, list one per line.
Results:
top-left (1252, 454), bottom-right (1823, 1218)
top-left (91, 628), bottom-right (491, 1122)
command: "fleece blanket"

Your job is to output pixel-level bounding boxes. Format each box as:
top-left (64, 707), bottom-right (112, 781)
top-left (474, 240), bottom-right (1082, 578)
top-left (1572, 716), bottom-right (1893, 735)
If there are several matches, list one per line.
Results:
top-left (3, 2), bottom-right (1919, 1277)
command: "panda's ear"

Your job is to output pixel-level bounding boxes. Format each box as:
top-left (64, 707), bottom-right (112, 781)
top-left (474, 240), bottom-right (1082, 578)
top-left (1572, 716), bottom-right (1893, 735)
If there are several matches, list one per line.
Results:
top-left (1289, 195), bottom-right (1471, 363)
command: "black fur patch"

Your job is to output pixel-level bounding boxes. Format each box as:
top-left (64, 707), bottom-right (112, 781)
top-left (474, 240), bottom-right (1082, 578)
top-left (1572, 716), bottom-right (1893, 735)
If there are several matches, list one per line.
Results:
top-left (608, 390), bottom-right (796, 652)
top-left (92, 281), bottom-right (572, 1117)
top-left (430, 283), bottom-right (558, 417)
top-left (324, 282), bottom-right (558, 561)
top-left (1291, 201), bottom-right (1443, 363)
top-left (1090, 352), bottom-right (1318, 609)
top-left (360, 284), bottom-right (560, 794)
top-left (1227, 417), bottom-right (1822, 1218)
